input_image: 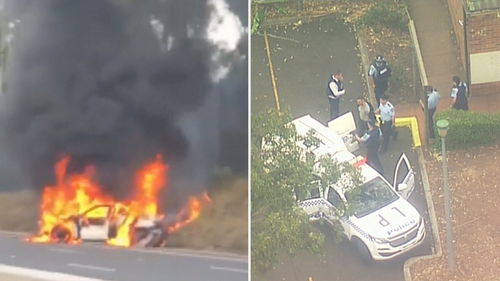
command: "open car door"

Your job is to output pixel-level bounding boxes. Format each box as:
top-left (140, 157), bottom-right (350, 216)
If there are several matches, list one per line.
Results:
top-left (393, 153), bottom-right (415, 200)
top-left (79, 205), bottom-right (112, 241)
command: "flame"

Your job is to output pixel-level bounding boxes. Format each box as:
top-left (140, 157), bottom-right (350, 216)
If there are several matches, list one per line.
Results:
top-left (28, 154), bottom-right (210, 247)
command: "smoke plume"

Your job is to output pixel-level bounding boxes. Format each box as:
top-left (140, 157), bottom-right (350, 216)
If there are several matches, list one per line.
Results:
top-left (0, 0), bottom-right (247, 211)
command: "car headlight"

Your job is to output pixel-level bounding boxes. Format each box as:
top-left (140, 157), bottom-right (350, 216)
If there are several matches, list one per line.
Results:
top-left (370, 236), bottom-right (389, 244)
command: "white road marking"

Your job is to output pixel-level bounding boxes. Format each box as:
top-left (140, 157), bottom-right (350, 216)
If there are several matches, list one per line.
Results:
top-left (210, 265), bottom-right (248, 274)
top-left (67, 263), bottom-right (116, 272)
top-left (0, 264), bottom-right (107, 281)
top-left (50, 248), bottom-right (77, 253)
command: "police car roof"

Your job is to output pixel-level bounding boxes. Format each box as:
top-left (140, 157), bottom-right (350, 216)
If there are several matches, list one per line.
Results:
top-left (291, 114), bottom-right (382, 192)
top-left (292, 114), bottom-right (348, 159)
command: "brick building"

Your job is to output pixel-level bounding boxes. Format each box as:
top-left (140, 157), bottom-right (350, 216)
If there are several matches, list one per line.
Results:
top-left (447, 0), bottom-right (500, 96)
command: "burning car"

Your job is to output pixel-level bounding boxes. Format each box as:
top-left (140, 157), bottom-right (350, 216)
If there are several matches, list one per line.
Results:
top-left (45, 204), bottom-right (172, 247)
top-left (28, 155), bottom-right (209, 247)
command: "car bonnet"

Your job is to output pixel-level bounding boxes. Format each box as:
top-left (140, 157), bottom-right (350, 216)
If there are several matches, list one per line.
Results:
top-left (348, 197), bottom-right (421, 239)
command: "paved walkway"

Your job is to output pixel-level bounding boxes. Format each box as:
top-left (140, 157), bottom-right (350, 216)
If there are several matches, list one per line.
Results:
top-left (396, 0), bottom-right (500, 142)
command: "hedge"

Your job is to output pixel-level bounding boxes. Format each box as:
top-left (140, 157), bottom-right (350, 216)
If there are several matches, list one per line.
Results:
top-left (433, 109), bottom-right (500, 151)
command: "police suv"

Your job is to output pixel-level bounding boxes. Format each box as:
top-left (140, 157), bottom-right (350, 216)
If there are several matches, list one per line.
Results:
top-left (291, 113), bottom-right (426, 262)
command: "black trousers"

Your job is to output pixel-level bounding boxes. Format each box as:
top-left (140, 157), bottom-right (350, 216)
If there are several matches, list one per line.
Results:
top-left (329, 98), bottom-right (340, 120)
top-left (367, 146), bottom-right (384, 175)
top-left (380, 120), bottom-right (395, 151)
top-left (374, 86), bottom-right (387, 107)
top-left (428, 107), bottom-right (436, 139)
top-left (358, 119), bottom-right (368, 136)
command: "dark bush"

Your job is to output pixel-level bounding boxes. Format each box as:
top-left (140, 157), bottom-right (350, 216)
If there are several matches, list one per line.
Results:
top-left (358, 1), bottom-right (408, 32)
top-left (433, 109), bottom-right (500, 151)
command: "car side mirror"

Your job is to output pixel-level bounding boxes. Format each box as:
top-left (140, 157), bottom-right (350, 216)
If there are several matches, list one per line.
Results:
top-left (397, 183), bottom-right (408, 191)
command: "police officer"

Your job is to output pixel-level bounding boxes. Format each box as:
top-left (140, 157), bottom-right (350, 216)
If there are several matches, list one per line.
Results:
top-left (450, 76), bottom-right (468, 111)
top-left (369, 55), bottom-right (392, 107)
top-left (419, 85), bottom-right (440, 139)
top-left (374, 94), bottom-right (398, 154)
top-left (326, 70), bottom-right (347, 120)
top-left (356, 119), bottom-right (384, 175)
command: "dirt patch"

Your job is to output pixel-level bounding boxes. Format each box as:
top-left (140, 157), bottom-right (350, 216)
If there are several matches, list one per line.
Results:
top-left (410, 144), bottom-right (500, 280)
top-left (0, 176), bottom-right (248, 255)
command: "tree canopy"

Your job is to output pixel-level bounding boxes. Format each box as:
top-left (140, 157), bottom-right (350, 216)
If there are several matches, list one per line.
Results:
top-left (251, 107), bottom-right (363, 276)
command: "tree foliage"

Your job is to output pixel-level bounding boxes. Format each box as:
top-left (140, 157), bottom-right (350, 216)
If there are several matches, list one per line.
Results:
top-left (251, 107), bottom-right (364, 276)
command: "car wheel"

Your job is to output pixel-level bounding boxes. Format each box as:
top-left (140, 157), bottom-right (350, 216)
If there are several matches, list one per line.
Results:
top-left (133, 227), bottom-right (168, 247)
top-left (50, 225), bottom-right (72, 243)
top-left (352, 237), bottom-right (373, 265)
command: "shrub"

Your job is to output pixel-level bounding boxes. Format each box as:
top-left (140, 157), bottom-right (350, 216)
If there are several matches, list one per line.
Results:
top-left (358, 0), bottom-right (408, 32)
top-left (433, 109), bottom-right (500, 151)
top-left (388, 62), bottom-right (410, 96)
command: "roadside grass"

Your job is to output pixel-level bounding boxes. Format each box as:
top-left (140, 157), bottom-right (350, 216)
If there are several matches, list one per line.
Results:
top-left (0, 189), bottom-right (38, 232)
top-left (165, 176), bottom-right (248, 255)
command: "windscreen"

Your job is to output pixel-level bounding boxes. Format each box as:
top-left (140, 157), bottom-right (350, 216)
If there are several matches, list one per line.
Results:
top-left (345, 177), bottom-right (398, 218)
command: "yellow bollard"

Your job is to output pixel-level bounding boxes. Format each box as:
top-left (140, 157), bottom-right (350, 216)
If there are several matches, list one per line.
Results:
top-left (309, 278), bottom-right (313, 281)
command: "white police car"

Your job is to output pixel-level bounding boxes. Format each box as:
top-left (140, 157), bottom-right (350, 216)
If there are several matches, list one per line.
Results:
top-left (291, 114), bottom-right (426, 262)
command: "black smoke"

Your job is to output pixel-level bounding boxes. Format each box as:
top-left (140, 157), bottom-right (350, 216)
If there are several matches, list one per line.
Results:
top-left (0, 0), bottom-right (248, 212)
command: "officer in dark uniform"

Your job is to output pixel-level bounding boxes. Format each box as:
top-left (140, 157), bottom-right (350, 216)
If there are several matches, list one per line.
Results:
top-left (326, 70), bottom-right (347, 120)
top-left (450, 76), bottom-right (468, 111)
top-left (356, 119), bottom-right (384, 175)
top-left (369, 55), bottom-right (392, 107)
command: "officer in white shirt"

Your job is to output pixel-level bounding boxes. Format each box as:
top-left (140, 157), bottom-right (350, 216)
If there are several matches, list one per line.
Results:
top-left (419, 85), bottom-right (441, 139)
top-left (326, 70), bottom-right (347, 120)
top-left (374, 94), bottom-right (398, 154)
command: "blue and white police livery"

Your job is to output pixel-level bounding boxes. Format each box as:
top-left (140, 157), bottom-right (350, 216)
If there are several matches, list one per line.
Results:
top-left (289, 114), bottom-right (426, 262)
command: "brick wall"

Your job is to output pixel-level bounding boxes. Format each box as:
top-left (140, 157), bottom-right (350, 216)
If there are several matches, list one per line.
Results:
top-left (467, 13), bottom-right (500, 54)
top-left (471, 81), bottom-right (500, 96)
top-left (447, 0), bottom-right (466, 69)
top-left (467, 12), bottom-right (500, 95)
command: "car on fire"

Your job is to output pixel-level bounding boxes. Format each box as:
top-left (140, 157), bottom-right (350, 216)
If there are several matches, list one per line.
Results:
top-left (48, 204), bottom-right (171, 247)
top-left (290, 113), bottom-right (426, 263)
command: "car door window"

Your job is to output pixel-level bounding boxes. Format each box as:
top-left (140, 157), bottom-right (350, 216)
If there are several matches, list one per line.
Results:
top-left (83, 206), bottom-right (110, 226)
top-left (394, 157), bottom-right (410, 185)
top-left (327, 187), bottom-right (342, 208)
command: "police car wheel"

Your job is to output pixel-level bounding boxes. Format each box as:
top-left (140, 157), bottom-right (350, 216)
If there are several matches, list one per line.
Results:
top-left (352, 237), bottom-right (373, 265)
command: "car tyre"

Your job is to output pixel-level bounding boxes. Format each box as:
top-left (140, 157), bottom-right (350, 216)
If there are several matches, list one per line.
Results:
top-left (352, 237), bottom-right (373, 266)
top-left (50, 225), bottom-right (72, 243)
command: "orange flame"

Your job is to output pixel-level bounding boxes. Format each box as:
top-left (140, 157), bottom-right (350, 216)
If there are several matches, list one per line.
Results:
top-left (28, 154), bottom-right (210, 247)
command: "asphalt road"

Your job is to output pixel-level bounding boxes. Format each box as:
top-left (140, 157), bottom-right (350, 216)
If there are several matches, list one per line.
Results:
top-left (251, 15), bottom-right (433, 281)
top-left (0, 233), bottom-right (248, 281)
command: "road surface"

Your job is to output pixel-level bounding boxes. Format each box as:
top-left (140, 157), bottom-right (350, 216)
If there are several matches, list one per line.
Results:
top-left (0, 233), bottom-right (248, 281)
top-left (251, 15), bottom-right (433, 281)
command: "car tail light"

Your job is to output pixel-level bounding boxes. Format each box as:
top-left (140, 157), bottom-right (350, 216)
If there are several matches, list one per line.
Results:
top-left (354, 157), bottom-right (367, 167)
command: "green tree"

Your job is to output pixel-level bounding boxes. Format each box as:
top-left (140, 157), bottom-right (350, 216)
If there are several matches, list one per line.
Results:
top-left (251, 107), bottom-right (363, 276)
